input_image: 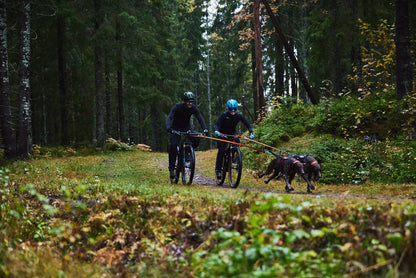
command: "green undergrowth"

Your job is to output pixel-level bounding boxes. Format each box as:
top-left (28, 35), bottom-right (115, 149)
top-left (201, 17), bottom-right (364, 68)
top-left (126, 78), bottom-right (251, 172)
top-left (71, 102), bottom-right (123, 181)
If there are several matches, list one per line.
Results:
top-left (244, 133), bottom-right (416, 185)
top-left (1, 149), bottom-right (416, 277)
top-left (246, 92), bottom-right (416, 185)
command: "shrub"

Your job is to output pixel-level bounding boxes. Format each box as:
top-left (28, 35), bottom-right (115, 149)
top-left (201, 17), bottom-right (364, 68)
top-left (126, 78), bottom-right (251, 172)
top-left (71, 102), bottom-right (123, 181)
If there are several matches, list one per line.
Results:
top-left (103, 138), bottom-right (134, 151)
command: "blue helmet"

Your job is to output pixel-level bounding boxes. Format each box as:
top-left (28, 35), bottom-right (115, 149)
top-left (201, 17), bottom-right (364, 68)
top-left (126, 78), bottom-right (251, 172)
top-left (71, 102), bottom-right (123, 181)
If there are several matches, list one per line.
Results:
top-left (227, 99), bottom-right (238, 110)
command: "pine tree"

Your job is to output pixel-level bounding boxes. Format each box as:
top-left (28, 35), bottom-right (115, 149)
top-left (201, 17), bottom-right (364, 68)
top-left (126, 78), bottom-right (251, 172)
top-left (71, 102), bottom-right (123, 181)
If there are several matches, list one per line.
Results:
top-left (0, 0), bottom-right (16, 159)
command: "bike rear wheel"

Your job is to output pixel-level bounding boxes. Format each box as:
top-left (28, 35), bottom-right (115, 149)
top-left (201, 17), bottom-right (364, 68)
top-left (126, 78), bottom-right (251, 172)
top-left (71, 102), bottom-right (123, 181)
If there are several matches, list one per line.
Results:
top-left (229, 147), bottom-right (242, 188)
top-left (182, 145), bottom-right (195, 185)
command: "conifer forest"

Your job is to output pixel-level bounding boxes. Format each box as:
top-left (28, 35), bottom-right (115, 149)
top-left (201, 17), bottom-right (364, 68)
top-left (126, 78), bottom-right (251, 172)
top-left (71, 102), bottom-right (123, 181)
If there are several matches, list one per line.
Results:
top-left (0, 0), bottom-right (415, 156)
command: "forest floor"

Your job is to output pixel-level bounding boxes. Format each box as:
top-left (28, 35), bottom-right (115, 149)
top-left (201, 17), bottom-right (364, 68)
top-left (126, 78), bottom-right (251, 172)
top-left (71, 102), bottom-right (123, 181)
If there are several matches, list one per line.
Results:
top-left (3, 148), bottom-right (416, 277)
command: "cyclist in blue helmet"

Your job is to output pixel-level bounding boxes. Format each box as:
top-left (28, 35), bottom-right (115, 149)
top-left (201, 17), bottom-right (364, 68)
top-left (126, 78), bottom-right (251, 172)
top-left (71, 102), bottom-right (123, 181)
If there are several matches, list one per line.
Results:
top-left (213, 99), bottom-right (254, 180)
top-left (166, 91), bottom-right (208, 182)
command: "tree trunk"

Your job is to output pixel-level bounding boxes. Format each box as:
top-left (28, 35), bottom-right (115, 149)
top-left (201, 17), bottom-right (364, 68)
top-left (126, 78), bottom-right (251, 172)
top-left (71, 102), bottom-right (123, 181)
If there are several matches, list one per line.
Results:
top-left (94, 0), bottom-right (105, 147)
top-left (206, 48), bottom-right (212, 149)
top-left (253, 0), bottom-right (265, 117)
top-left (57, 0), bottom-right (68, 145)
top-left (262, 0), bottom-right (317, 104)
top-left (275, 36), bottom-right (284, 97)
top-left (395, 0), bottom-right (412, 100)
top-left (17, 0), bottom-right (32, 159)
top-left (251, 45), bottom-right (258, 119)
top-left (105, 61), bottom-right (112, 137)
top-left (0, 0), bottom-right (16, 159)
top-left (352, 0), bottom-right (364, 97)
top-left (116, 15), bottom-right (126, 142)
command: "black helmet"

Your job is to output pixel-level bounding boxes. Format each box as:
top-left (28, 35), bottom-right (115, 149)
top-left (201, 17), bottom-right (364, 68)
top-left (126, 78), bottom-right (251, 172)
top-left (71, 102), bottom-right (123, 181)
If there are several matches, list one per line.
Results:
top-left (183, 91), bottom-right (195, 102)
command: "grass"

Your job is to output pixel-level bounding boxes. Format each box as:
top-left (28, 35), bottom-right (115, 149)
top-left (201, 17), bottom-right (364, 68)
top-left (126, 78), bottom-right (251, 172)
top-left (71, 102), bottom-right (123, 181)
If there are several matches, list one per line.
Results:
top-left (1, 148), bottom-right (416, 277)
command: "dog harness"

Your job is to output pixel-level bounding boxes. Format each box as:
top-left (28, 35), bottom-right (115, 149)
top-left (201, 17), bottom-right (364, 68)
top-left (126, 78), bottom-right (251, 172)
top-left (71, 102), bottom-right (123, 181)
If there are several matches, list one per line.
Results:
top-left (282, 157), bottom-right (302, 165)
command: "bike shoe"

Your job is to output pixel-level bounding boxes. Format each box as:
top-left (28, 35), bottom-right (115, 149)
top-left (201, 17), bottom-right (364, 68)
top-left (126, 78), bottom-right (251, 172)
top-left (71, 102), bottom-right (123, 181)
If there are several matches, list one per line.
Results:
top-left (169, 170), bottom-right (176, 184)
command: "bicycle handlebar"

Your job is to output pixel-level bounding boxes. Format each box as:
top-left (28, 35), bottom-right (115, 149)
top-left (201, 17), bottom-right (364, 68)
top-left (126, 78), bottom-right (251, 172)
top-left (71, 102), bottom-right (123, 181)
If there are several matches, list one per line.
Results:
top-left (171, 129), bottom-right (203, 137)
top-left (216, 132), bottom-right (238, 139)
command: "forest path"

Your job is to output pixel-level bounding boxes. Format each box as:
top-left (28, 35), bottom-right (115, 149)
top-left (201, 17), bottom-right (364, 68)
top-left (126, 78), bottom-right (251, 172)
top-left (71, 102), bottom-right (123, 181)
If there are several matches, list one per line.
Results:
top-left (163, 158), bottom-right (416, 201)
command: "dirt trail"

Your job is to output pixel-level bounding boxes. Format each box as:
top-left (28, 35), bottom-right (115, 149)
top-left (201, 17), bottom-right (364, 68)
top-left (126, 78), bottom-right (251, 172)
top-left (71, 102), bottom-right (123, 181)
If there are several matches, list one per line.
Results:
top-left (163, 158), bottom-right (416, 201)
top-left (192, 169), bottom-right (416, 201)
top-left (193, 171), bottom-right (416, 200)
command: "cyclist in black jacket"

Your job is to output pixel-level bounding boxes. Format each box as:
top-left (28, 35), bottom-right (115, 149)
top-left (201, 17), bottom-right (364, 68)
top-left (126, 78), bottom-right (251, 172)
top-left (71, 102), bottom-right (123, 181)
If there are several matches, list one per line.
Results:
top-left (214, 99), bottom-right (254, 180)
top-left (166, 92), bottom-right (208, 182)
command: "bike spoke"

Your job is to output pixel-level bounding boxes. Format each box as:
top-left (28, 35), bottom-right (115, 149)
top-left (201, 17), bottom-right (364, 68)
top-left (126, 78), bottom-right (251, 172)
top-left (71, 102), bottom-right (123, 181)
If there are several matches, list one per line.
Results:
top-left (182, 146), bottom-right (195, 185)
top-left (229, 147), bottom-right (242, 188)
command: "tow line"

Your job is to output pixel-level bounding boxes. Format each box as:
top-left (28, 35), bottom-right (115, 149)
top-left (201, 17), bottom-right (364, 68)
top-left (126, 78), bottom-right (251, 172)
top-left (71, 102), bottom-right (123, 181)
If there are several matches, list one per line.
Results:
top-left (235, 134), bottom-right (294, 156)
top-left (193, 133), bottom-right (280, 157)
top-left (235, 134), bottom-right (280, 151)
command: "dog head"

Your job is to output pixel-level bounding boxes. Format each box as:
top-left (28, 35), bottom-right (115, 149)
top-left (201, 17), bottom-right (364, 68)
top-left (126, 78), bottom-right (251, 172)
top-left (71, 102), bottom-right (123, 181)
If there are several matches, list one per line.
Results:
top-left (301, 155), bottom-right (322, 182)
top-left (310, 160), bottom-right (322, 182)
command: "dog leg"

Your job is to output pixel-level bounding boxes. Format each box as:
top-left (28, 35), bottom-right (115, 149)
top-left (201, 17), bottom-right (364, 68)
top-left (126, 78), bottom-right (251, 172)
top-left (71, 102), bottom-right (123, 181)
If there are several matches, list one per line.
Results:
top-left (274, 173), bottom-right (282, 180)
top-left (264, 171), bottom-right (279, 184)
top-left (302, 174), bottom-right (314, 193)
top-left (282, 174), bottom-right (294, 192)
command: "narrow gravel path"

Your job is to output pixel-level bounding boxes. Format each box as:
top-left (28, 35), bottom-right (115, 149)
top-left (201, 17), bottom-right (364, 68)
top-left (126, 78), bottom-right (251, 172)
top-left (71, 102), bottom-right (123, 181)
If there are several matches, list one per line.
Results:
top-left (164, 158), bottom-right (416, 201)
top-left (192, 170), bottom-right (416, 201)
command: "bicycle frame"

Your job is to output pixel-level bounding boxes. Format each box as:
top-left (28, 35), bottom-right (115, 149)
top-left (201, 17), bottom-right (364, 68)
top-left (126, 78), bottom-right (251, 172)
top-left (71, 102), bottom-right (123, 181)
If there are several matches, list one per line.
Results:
top-left (216, 134), bottom-right (243, 188)
top-left (172, 130), bottom-right (198, 185)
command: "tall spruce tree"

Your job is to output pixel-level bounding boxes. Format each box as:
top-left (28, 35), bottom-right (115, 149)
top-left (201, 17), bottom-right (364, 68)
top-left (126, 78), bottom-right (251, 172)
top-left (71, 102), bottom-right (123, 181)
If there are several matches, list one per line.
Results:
top-left (395, 0), bottom-right (412, 100)
top-left (17, 0), bottom-right (32, 159)
top-left (0, 0), bottom-right (16, 159)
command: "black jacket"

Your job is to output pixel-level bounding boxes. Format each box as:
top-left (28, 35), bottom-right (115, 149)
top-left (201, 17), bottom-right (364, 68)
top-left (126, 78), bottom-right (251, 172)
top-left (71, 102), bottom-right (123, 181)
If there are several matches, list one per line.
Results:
top-left (166, 102), bottom-right (207, 132)
top-left (214, 111), bottom-right (253, 135)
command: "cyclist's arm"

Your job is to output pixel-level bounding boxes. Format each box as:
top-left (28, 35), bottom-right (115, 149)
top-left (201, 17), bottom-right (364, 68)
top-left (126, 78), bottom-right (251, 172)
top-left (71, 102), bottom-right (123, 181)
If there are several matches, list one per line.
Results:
top-left (194, 108), bottom-right (207, 131)
top-left (214, 112), bottom-right (225, 132)
top-left (166, 106), bottom-right (176, 131)
top-left (240, 114), bottom-right (253, 133)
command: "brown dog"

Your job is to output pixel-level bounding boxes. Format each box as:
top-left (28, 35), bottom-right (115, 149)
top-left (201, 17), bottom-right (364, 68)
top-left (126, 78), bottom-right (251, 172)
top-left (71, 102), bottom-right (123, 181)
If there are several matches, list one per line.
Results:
top-left (259, 155), bottom-right (315, 193)
top-left (293, 154), bottom-right (322, 182)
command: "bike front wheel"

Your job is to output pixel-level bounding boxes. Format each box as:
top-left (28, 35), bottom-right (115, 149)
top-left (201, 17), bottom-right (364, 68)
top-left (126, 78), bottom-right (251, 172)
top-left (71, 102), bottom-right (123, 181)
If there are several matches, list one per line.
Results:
top-left (172, 146), bottom-right (181, 184)
top-left (216, 154), bottom-right (227, 186)
top-left (182, 146), bottom-right (195, 185)
top-left (229, 147), bottom-right (242, 188)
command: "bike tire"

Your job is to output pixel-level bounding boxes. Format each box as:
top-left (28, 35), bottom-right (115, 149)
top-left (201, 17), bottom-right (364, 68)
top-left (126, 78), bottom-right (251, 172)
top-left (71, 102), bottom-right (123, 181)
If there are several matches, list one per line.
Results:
top-left (229, 147), bottom-right (242, 188)
top-left (216, 153), bottom-right (227, 186)
top-left (182, 146), bottom-right (195, 185)
top-left (173, 146), bottom-right (181, 184)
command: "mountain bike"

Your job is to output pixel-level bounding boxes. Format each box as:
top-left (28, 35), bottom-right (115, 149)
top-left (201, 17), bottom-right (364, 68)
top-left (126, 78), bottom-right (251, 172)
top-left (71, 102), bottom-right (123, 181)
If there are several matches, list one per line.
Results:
top-left (216, 134), bottom-right (243, 188)
top-left (171, 130), bottom-right (199, 185)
